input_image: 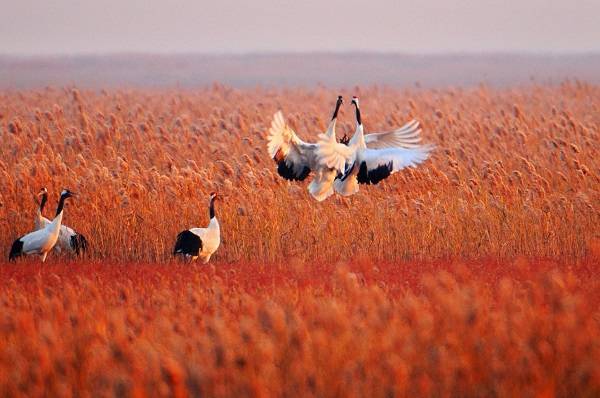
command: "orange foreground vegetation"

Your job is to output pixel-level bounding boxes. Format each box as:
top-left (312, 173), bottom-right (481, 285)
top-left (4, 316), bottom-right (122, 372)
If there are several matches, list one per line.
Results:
top-left (0, 84), bottom-right (599, 396)
top-left (0, 83), bottom-right (598, 261)
top-left (0, 260), bottom-right (598, 396)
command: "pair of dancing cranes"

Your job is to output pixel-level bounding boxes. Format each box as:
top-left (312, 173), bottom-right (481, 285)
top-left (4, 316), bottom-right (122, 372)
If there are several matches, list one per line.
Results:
top-left (268, 95), bottom-right (433, 202)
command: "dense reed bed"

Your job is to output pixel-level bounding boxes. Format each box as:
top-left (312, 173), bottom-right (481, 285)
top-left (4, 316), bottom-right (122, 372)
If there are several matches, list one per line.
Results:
top-left (0, 83), bottom-right (598, 396)
top-left (0, 259), bottom-right (599, 397)
top-left (0, 83), bottom-right (598, 263)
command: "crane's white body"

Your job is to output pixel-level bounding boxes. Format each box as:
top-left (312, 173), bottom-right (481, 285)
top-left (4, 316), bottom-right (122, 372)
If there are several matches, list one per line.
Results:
top-left (19, 213), bottom-right (64, 261)
top-left (35, 213), bottom-right (81, 254)
top-left (189, 217), bottom-right (221, 263)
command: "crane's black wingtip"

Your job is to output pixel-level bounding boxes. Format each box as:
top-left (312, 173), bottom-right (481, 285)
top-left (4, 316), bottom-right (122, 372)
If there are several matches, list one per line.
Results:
top-left (276, 160), bottom-right (311, 181)
top-left (8, 238), bottom-right (23, 261)
top-left (357, 161), bottom-right (393, 185)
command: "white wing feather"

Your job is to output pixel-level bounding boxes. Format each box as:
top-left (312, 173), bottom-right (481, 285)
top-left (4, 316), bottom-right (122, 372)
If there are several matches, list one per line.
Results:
top-left (267, 111), bottom-right (306, 157)
top-left (267, 111), bottom-right (314, 178)
top-left (362, 145), bottom-right (434, 172)
top-left (364, 119), bottom-right (424, 149)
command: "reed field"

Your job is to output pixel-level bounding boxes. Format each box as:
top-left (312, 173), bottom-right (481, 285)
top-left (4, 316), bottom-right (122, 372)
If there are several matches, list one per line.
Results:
top-left (0, 83), bottom-right (599, 396)
top-left (1, 83), bottom-right (598, 262)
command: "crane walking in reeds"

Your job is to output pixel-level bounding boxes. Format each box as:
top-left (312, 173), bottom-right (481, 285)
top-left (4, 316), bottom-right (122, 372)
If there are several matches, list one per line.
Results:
top-left (34, 187), bottom-right (88, 255)
top-left (173, 192), bottom-right (221, 263)
top-left (9, 189), bottom-right (76, 262)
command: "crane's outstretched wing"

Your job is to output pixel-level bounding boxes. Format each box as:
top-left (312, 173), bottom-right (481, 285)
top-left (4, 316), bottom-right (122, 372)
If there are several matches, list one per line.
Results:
top-left (347, 145), bottom-right (434, 185)
top-left (267, 111), bottom-right (314, 181)
top-left (364, 119), bottom-right (423, 149)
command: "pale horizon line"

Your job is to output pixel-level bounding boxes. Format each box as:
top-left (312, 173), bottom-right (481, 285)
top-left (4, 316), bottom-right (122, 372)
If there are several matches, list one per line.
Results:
top-left (2, 50), bottom-right (600, 59)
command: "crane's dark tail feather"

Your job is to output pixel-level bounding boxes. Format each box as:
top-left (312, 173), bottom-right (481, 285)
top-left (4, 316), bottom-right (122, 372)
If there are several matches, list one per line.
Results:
top-left (8, 238), bottom-right (23, 261)
top-left (71, 234), bottom-right (88, 255)
top-left (173, 230), bottom-right (202, 257)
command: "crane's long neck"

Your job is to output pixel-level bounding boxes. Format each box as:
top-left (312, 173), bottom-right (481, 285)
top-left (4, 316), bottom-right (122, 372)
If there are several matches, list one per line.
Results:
top-left (209, 197), bottom-right (216, 220)
top-left (325, 98), bottom-right (342, 138)
top-left (354, 102), bottom-right (362, 126)
top-left (34, 193), bottom-right (48, 230)
top-left (39, 193), bottom-right (47, 214)
top-left (55, 195), bottom-right (67, 217)
top-left (332, 98), bottom-right (342, 121)
top-left (50, 195), bottom-right (67, 231)
top-left (349, 102), bottom-right (365, 148)
top-left (46, 196), bottom-right (66, 236)
top-left (208, 197), bottom-right (220, 232)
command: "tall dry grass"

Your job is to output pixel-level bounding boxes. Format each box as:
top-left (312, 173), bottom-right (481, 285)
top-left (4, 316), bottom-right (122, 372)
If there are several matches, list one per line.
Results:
top-left (0, 259), bottom-right (598, 396)
top-left (0, 83), bottom-right (598, 262)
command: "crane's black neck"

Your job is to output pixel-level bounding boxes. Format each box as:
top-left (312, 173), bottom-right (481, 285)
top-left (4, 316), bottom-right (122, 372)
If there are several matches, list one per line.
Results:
top-left (332, 97), bottom-right (342, 121)
top-left (56, 195), bottom-right (67, 217)
top-left (209, 197), bottom-right (216, 219)
top-left (353, 102), bottom-right (362, 125)
top-left (40, 193), bottom-right (47, 213)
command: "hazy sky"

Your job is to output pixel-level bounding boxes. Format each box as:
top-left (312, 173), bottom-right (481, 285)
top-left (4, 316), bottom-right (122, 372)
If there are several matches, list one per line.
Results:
top-left (1, 0), bottom-right (599, 54)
